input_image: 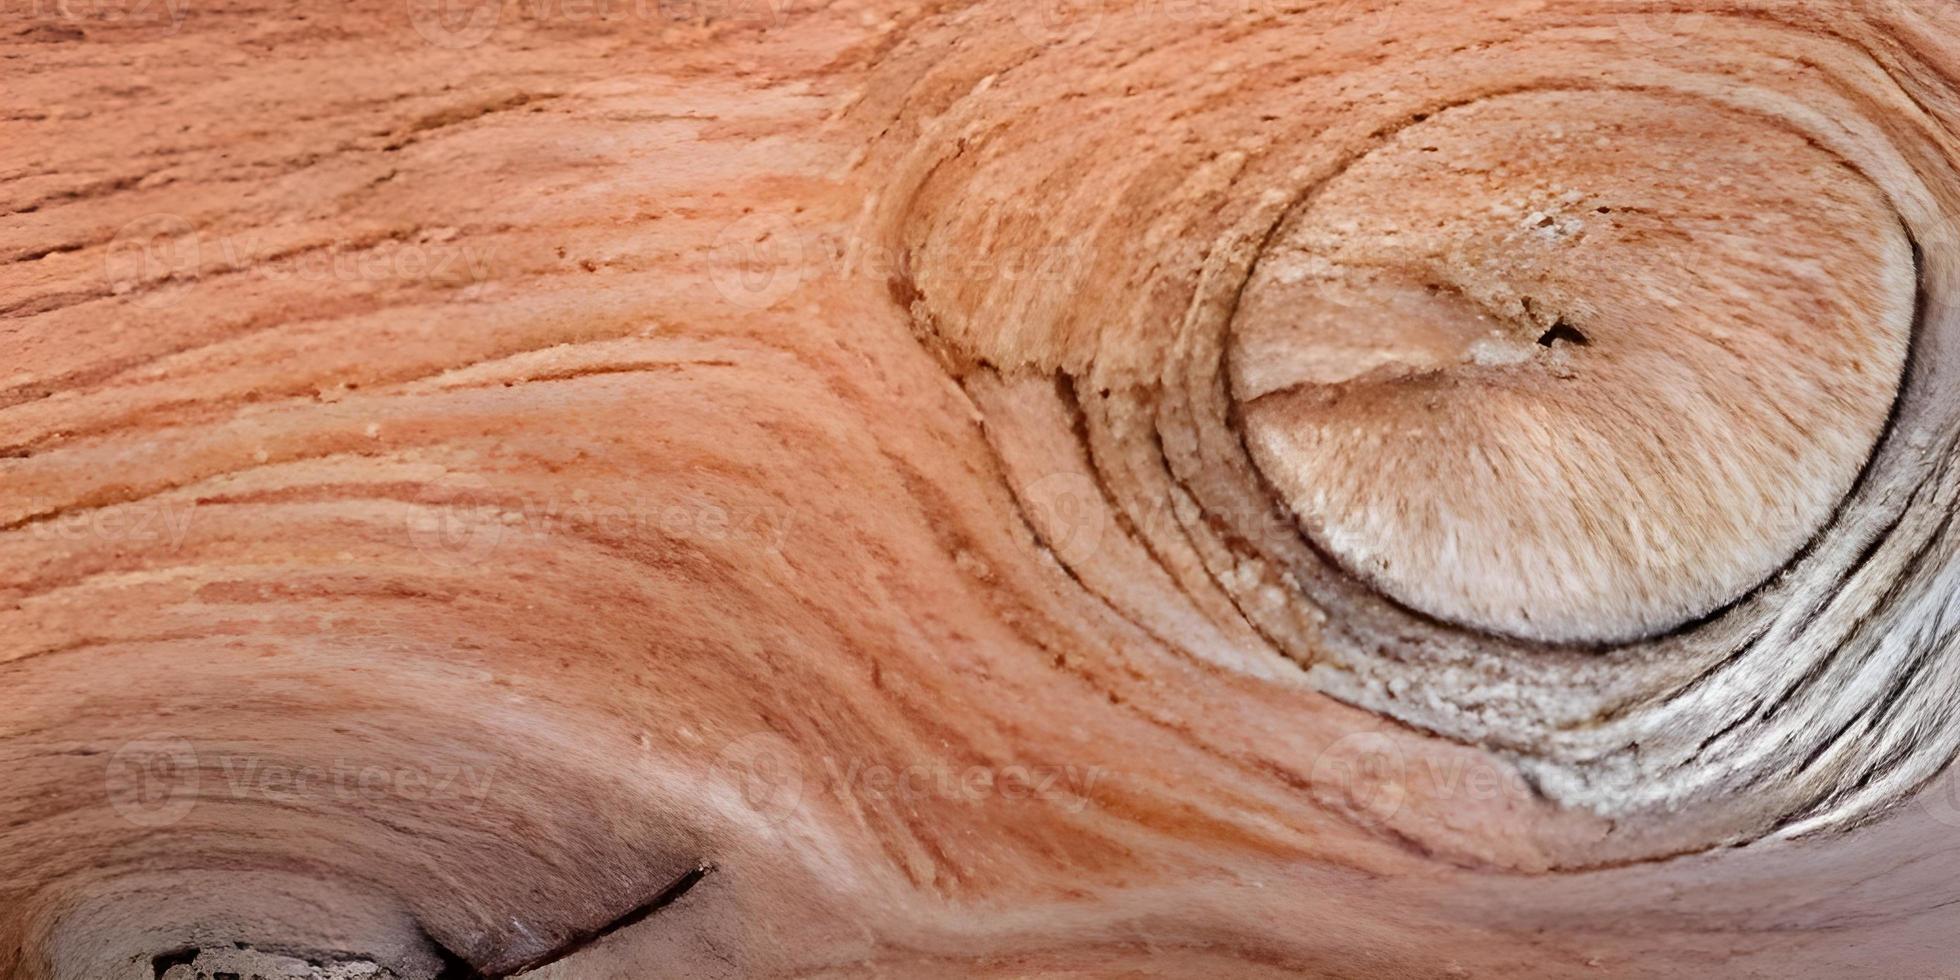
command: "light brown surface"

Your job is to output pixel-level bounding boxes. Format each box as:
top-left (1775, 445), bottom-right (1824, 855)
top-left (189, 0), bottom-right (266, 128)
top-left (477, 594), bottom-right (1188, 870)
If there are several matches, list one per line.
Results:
top-left (4, 1), bottom-right (1960, 978)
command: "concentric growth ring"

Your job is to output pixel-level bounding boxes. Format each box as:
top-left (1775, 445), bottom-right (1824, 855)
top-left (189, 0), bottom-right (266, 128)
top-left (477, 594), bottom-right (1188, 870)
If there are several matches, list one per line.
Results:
top-left (873, 2), bottom-right (1960, 864)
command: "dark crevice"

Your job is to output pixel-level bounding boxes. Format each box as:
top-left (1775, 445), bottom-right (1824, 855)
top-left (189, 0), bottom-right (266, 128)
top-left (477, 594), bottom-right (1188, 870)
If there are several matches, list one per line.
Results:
top-left (494, 863), bottom-right (715, 978)
top-left (151, 948), bottom-right (200, 978)
top-left (1535, 320), bottom-right (1589, 347)
top-left (424, 930), bottom-right (485, 980)
top-left (151, 943), bottom-right (408, 980)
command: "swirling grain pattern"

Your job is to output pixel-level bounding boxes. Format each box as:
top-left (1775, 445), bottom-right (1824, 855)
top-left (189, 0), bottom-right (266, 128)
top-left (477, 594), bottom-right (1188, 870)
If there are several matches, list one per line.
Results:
top-left (2, 1), bottom-right (1959, 978)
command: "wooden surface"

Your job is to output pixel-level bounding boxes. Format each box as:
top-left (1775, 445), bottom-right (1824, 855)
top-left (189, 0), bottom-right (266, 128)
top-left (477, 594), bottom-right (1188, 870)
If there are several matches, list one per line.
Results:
top-left (4, 1), bottom-right (1960, 977)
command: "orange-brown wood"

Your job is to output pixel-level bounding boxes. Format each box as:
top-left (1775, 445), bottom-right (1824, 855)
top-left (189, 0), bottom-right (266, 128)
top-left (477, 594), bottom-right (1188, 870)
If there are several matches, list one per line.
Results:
top-left (4, 2), bottom-right (1960, 977)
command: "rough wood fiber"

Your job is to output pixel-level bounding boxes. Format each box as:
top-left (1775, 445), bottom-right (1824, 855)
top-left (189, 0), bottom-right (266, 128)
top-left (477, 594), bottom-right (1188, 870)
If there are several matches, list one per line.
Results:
top-left (4, 1), bottom-right (1960, 978)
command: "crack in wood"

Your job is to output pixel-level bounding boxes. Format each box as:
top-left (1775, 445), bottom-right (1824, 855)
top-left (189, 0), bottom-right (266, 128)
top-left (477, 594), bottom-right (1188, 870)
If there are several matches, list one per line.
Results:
top-left (430, 863), bottom-right (715, 979)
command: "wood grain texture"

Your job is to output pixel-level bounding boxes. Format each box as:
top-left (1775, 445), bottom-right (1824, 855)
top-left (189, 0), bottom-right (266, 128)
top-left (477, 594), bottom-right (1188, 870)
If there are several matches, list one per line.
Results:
top-left (3, 1), bottom-right (1960, 978)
